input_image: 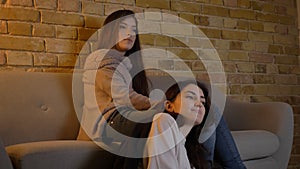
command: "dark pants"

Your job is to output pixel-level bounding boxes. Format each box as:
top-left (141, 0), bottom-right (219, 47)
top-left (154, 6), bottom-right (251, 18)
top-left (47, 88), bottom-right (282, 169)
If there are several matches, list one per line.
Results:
top-left (203, 116), bottom-right (246, 169)
top-left (104, 108), bottom-right (154, 169)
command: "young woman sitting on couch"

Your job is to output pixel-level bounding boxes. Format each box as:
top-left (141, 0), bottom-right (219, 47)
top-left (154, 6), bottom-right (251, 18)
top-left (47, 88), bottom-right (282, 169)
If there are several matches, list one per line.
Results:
top-left (82, 9), bottom-right (246, 169)
top-left (145, 80), bottom-right (246, 169)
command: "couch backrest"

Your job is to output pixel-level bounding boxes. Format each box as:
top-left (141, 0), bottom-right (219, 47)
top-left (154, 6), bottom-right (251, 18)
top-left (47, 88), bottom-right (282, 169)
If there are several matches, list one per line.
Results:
top-left (0, 71), bottom-right (233, 146)
top-left (0, 72), bottom-right (80, 146)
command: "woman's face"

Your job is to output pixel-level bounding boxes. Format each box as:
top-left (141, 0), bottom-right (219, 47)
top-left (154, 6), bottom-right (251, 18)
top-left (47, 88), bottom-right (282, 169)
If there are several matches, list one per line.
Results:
top-left (166, 84), bottom-right (206, 126)
top-left (116, 16), bottom-right (137, 53)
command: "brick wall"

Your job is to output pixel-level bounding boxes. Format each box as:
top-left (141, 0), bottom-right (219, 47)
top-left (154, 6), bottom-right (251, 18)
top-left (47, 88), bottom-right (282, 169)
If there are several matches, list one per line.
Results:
top-left (0, 0), bottom-right (299, 168)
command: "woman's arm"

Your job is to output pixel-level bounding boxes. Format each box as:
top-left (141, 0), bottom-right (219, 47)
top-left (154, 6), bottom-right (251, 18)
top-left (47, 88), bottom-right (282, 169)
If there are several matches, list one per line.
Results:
top-left (145, 113), bottom-right (190, 169)
top-left (95, 66), bottom-right (151, 110)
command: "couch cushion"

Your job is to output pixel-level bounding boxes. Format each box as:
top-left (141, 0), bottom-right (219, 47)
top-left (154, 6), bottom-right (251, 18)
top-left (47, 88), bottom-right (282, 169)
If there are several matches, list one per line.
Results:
top-left (231, 130), bottom-right (279, 161)
top-left (6, 140), bottom-right (116, 169)
top-left (0, 139), bottom-right (13, 169)
top-left (244, 156), bottom-right (279, 169)
top-left (0, 72), bottom-right (80, 146)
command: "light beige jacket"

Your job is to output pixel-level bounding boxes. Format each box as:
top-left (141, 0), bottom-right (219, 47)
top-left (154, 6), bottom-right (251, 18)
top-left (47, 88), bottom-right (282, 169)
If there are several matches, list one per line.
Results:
top-left (81, 49), bottom-right (152, 140)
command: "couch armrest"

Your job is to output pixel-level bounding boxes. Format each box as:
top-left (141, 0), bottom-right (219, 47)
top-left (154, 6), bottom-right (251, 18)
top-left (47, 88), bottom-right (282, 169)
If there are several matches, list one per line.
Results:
top-left (0, 138), bottom-right (13, 169)
top-left (223, 100), bottom-right (293, 169)
top-left (6, 140), bottom-right (116, 169)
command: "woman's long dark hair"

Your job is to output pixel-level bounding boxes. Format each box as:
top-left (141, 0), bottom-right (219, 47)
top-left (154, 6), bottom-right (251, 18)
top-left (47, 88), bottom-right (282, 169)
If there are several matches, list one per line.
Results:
top-left (96, 10), bottom-right (149, 97)
top-left (164, 80), bottom-right (211, 169)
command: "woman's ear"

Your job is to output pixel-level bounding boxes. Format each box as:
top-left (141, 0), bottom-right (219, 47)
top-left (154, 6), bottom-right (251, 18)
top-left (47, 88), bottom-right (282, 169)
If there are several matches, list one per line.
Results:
top-left (164, 100), bottom-right (174, 113)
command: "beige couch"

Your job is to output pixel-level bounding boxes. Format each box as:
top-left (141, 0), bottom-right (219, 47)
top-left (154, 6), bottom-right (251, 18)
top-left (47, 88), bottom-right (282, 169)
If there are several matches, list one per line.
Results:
top-left (0, 71), bottom-right (293, 169)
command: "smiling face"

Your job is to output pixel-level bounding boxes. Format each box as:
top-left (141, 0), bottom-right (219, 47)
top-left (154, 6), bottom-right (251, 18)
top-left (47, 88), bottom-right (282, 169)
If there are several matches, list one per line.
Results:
top-left (165, 84), bottom-right (206, 126)
top-left (115, 16), bottom-right (137, 53)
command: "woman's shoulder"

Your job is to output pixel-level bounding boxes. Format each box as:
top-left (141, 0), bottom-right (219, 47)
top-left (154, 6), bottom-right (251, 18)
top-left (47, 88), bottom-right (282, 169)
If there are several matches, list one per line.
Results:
top-left (85, 49), bottom-right (122, 69)
top-left (153, 113), bottom-right (177, 125)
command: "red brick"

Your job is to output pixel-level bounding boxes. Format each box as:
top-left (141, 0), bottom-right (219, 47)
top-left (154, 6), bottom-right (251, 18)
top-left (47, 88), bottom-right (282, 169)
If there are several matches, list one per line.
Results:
top-left (248, 32), bottom-right (273, 42)
top-left (223, 18), bottom-right (237, 28)
top-left (155, 35), bottom-right (170, 47)
top-left (8, 21), bottom-right (32, 36)
top-left (191, 60), bottom-right (205, 71)
top-left (33, 53), bottom-right (57, 66)
top-left (250, 22), bottom-right (264, 31)
top-left (196, 73), bottom-right (210, 82)
top-left (256, 13), bottom-right (279, 23)
top-left (7, 0), bottom-right (33, 7)
top-left (230, 41), bottom-right (242, 50)
top-left (275, 55), bottom-right (298, 65)
top-left (274, 35), bottom-right (297, 45)
top-left (229, 84), bottom-right (241, 94)
top-left (58, 54), bottom-right (78, 67)
top-left (275, 5), bottom-right (287, 15)
top-left (35, 0), bottom-right (57, 9)
top-left (33, 24), bottom-right (55, 37)
top-left (251, 1), bottom-right (262, 11)
top-left (210, 0), bottom-right (223, 5)
top-left (275, 25), bottom-right (288, 34)
top-left (46, 39), bottom-right (82, 54)
top-left (101, 0), bottom-right (134, 5)
top-left (171, 1), bottom-right (200, 13)
top-left (236, 62), bottom-right (254, 73)
top-left (228, 51), bottom-right (248, 61)
top-left (278, 15), bottom-right (295, 25)
top-left (266, 64), bottom-right (279, 74)
top-left (224, 0), bottom-right (237, 7)
top-left (237, 0), bottom-right (250, 8)
top-left (82, 1), bottom-right (104, 15)
top-left (0, 35), bottom-right (44, 51)
top-left (56, 26), bottom-right (77, 39)
top-left (255, 64), bottom-right (266, 73)
top-left (139, 34), bottom-right (155, 46)
top-left (230, 9), bottom-right (256, 20)
top-left (158, 60), bottom-right (174, 70)
top-left (208, 16), bottom-right (223, 27)
top-left (242, 42), bottom-right (255, 51)
top-left (278, 65), bottom-right (292, 74)
top-left (223, 62), bottom-right (237, 73)
top-left (58, 0), bottom-right (80, 12)
top-left (254, 75), bottom-right (274, 84)
top-left (241, 85), bottom-right (254, 94)
top-left (41, 11), bottom-right (84, 26)
top-left (0, 50), bottom-right (5, 65)
top-left (167, 48), bottom-right (198, 60)
top-left (222, 30), bottom-right (248, 40)
top-left (0, 7), bottom-right (40, 22)
top-left (104, 5), bottom-right (124, 16)
top-left (174, 60), bottom-right (191, 71)
top-left (0, 21), bottom-right (7, 33)
top-left (78, 28), bottom-right (97, 41)
top-left (249, 52), bottom-right (274, 63)
top-left (227, 74), bottom-right (253, 84)
top-left (261, 3), bottom-right (275, 13)
top-left (180, 13), bottom-right (196, 24)
top-left (293, 106), bottom-right (300, 115)
top-left (203, 5), bottom-right (229, 17)
top-left (6, 51), bottom-right (33, 66)
top-left (85, 15), bottom-right (105, 28)
top-left (268, 45), bottom-right (283, 54)
top-left (255, 42), bottom-right (269, 53)
top-left (291, 66), bottom-right (300, 75)
top-left (275, 75), bottom-right (298, 85)
top-left (237, 20), bottom-right (249, 30)
top-left (136, 0), bottom-right (169, 9)
top-left (264, 23), bottom-right (276, 33)
top-left (201, 28), bottom-right (221, 38)
top-left (209, 73), bottom-right (226, 83)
